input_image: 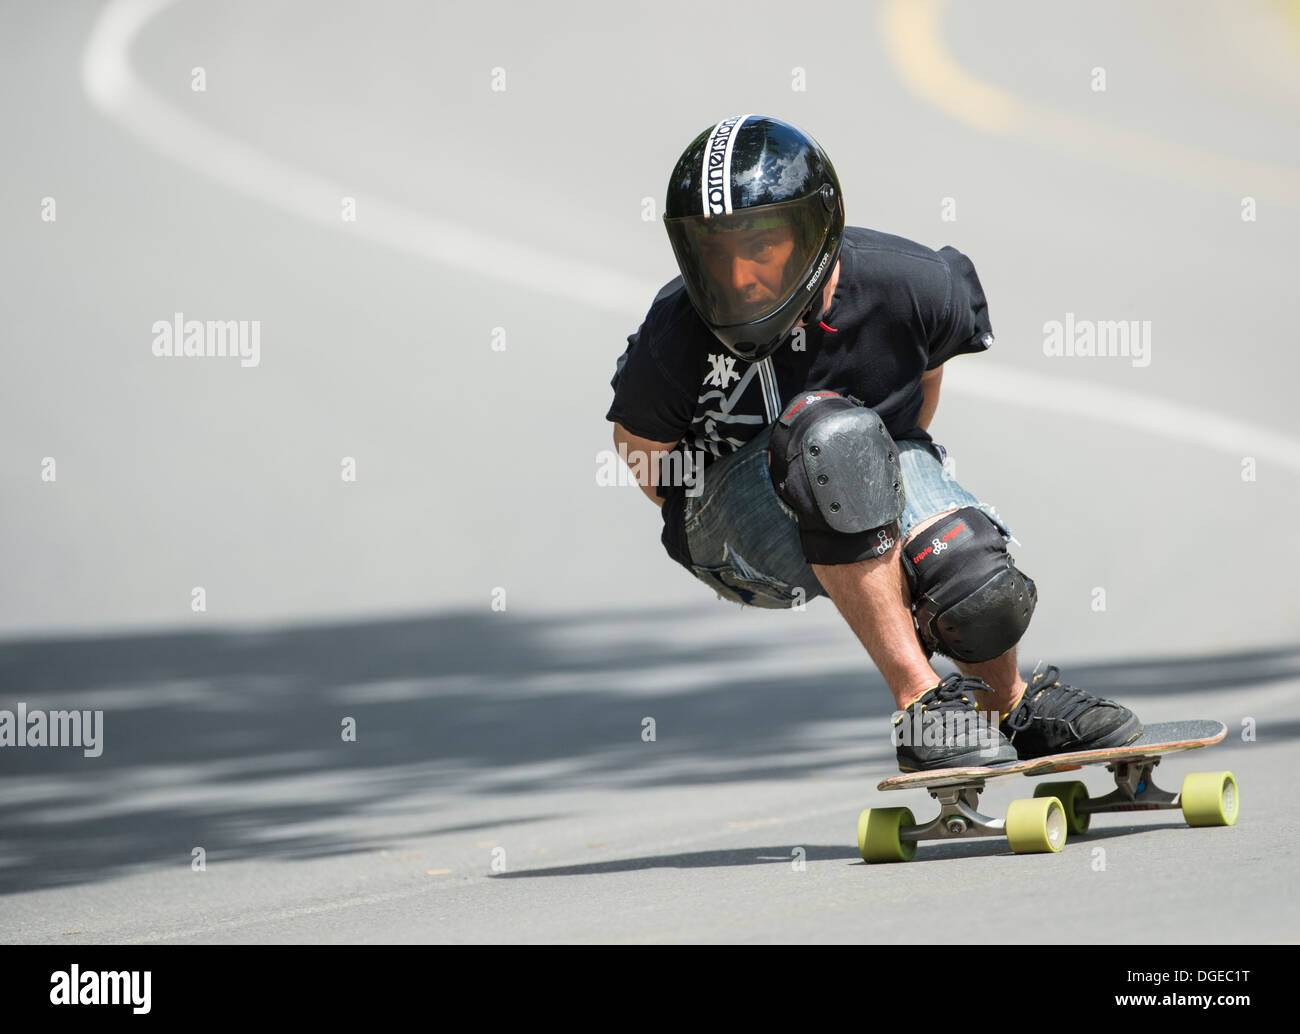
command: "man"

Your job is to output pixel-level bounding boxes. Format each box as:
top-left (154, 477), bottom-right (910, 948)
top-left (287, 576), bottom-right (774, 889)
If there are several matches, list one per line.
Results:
top-left (606, 115), bottom-right (1142, 771)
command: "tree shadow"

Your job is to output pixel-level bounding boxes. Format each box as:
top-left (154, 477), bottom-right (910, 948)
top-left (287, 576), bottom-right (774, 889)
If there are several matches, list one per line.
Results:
top-left (0, 607), bottom-right (1292, 896)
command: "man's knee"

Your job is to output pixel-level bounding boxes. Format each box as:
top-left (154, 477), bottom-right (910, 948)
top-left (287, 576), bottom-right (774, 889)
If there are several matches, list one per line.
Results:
top-left (768, 391), bottom-right (904, 566)
top-left (903, 506), bottom-right (1036, 663)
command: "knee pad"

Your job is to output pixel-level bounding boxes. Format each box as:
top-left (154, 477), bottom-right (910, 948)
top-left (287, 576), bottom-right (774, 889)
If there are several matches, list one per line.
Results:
top-left (903, 506), bottom-right (1037, 663)
top-left (768, 391), bottom-right (905, 565)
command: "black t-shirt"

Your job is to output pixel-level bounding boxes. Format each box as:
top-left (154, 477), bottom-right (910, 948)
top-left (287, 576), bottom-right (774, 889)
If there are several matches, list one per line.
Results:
top-left (605, 226), bottom-right (995, 571)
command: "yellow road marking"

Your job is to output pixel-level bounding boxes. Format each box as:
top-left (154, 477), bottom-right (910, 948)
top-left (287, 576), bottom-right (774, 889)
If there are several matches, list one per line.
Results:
top-left (880, 0), bottom-right (1298, 204)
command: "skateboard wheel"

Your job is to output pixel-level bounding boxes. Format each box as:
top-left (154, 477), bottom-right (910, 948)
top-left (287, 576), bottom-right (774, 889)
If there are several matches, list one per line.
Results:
top-left (857, 807), bottom-right (916, 863)
top-left (1006, 797), bottom-right (1067, 854)
top-left (1034, 780), bottom-right (1091, 835)
top-left (1180, 771), bottom-right (1238, 827)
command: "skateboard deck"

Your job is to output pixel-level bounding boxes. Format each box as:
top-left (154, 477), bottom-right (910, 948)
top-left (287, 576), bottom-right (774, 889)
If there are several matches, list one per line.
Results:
top-left (879, 720), bottom-right (1226, 791)
top-left (859, 720), bottom-right (1238, 862)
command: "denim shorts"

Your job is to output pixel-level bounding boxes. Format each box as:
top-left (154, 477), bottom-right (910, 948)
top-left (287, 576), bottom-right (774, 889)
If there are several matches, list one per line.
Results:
top-left (682, 423), bottom-right (1013, 609)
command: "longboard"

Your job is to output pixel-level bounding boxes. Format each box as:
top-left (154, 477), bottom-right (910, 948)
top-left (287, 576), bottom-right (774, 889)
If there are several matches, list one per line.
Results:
top-left (859, 720), bottom-right (1238, 862)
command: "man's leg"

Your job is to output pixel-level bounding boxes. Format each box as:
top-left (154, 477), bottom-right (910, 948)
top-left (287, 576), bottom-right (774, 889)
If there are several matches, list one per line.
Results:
top-left (811, 554), bottom-right (935, 707)
top-left (767, 393), bottom-right (1032, 767)
top-left (812, 507), bottom-right (1025, 713)
top-left (794, 415), bottom-right (1139, 763)
top-left (894, 504), bottom-right (1138, 754)
top-left (810, 543), bottom-right (934, 712)
top-left (952, 650), bottom-right (1026, 716)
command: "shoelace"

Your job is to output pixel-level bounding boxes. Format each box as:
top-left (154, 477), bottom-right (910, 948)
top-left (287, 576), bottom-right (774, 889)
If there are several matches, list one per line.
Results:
top-left (918, 673), bottom-right (995, 714)
top-left (1004, 665), bottom-right (1101, 731)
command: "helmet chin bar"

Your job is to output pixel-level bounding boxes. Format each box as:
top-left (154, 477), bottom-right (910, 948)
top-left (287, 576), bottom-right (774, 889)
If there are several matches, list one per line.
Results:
top-left (718, 330), bottom-right (779, 362)
top-left (715, 294), bottom-right (822, 361)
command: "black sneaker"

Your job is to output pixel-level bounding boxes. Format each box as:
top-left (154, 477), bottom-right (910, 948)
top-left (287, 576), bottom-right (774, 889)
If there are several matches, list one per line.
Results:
top-left (1000, 662), bottom-right (1143, 759)
top-left (894, 673), bottom-right (1020, 772)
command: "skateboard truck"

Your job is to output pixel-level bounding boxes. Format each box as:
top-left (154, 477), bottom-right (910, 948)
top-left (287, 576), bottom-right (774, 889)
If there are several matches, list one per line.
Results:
top-left (902, 781), bottom-right (1004, 841)
top-left (880, 777), bottom-right (1066, 861)
top-left (1078, 758), bottom-right (1179, 814)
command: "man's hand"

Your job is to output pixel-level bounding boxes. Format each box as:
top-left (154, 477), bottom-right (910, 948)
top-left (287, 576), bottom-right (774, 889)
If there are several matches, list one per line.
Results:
top-left (919, 365), bottom-right (943, 431)
top-left (612, 423), bottom-right (680, 508)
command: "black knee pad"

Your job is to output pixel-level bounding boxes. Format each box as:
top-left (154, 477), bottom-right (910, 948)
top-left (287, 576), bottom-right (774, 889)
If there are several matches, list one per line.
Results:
top-left (768, 390), bottom-right (905, 565)
top-left (903, 506), bottom-right (1037, 663)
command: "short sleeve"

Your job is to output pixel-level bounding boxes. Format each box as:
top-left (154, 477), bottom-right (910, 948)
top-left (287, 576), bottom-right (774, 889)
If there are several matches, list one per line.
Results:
top-left (605, 321), bottom-right (695, 445)
top-left (926, 246), bottom-right (994, 370)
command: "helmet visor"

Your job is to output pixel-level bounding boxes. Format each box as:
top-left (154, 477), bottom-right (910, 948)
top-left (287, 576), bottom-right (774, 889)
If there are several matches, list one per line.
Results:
top-left (664, 193), bottom-right (832, 328)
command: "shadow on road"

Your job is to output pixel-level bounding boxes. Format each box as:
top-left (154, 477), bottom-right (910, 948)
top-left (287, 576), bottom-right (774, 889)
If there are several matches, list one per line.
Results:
top-left (495, 819), bottom-right (1202, 877)
top-left (0, 606), bottom-right (1292, 896)
top-left (494, 844), bottom-right (865, 878)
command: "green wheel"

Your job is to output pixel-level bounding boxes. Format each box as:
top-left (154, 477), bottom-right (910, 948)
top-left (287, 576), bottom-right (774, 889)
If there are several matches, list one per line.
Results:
top-left (857, 807), bottom-right (916, 863)
top-left (1006, 797), bottom-right (1067, 854)
top-left (1180, 771), bottom-right (1238, 827)
top-left (1034, 780), bottom-right (1091, 835)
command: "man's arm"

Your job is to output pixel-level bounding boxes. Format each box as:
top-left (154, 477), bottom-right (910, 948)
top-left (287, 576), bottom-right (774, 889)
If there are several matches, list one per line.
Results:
top-left (918, 365), bottom-right (943, 431)
top-left (612, 422), bottom-right (681, 508)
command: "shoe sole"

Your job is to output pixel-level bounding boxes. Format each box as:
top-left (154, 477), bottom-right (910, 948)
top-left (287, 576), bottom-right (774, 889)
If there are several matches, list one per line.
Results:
top-left (898, 747), bottom-right (1020, 773)
top-left (1009, 719), bottom-right (1145, 761)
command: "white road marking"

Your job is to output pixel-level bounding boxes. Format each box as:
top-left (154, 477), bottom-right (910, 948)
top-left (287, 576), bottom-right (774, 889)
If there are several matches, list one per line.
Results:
top-left (948, 361), bottom-right (1300, 475)
top-left (80, 0), bottom-right (651, 314)
top-left (81, 0), bottom-right (1300, 474)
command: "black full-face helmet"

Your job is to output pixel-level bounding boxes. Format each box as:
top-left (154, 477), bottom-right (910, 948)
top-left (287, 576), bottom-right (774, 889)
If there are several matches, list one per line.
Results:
top-left (663, 115), bottom-right (845, 362)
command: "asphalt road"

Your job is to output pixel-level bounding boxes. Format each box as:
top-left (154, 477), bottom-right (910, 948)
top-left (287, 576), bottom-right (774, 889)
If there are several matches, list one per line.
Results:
top-left (1, 0), bottom-right (1297, 943)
